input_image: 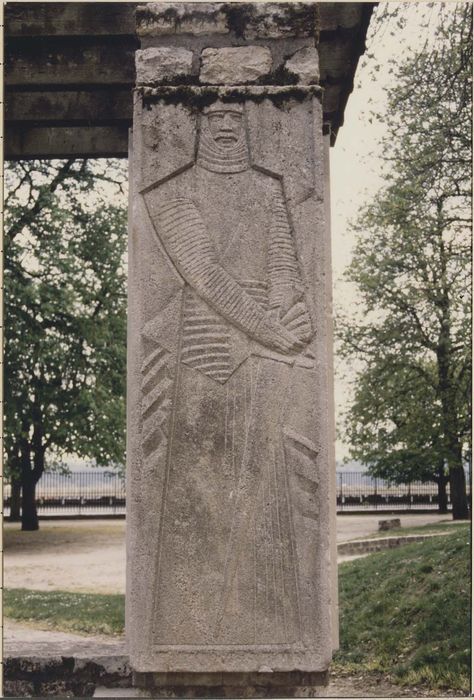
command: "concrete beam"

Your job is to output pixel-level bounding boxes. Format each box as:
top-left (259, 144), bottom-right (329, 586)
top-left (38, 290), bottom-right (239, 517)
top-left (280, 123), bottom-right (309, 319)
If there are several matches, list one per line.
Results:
top-left (6, 2), bottom-right (365, 38)
top-left (5, 38), bottom-right (137, 87)
top-left (5, 125), bottom-right (129, 159)
top-left (5, 90), bottom-right (132, 124)
top-left (5, 2), bottom-right (136, 37)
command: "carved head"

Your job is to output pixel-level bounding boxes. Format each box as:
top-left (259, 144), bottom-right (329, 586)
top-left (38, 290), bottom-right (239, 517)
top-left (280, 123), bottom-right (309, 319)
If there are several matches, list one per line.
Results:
top-left (203, 103), bottom-right (244, 148)
top-left (198, 102), bottom-right (248, 173)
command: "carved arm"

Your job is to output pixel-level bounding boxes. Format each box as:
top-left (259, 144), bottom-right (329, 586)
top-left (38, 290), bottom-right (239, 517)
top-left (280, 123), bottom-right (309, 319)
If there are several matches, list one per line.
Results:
top-left (147, 196), bottom-right (304, 355)
top-left (268, 189), bottom-right (313, 342)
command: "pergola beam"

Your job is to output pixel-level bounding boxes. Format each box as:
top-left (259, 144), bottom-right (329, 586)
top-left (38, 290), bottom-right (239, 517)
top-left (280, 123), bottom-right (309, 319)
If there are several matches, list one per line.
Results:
top-left (5, 2), bottom-right (374, 158)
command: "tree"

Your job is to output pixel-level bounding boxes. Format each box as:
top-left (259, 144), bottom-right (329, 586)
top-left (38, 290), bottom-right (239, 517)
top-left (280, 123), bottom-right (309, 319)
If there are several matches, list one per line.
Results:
top-left (344, 360), bottom-right (451, 513)
top-left (338, 4), bottom-right (472, 519)
top-left (5, 159), bottom-right (128, 530)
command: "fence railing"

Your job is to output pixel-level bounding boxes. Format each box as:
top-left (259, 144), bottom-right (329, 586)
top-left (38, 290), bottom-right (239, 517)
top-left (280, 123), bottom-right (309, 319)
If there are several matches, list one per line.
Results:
top-left (335, 472), bottom-right (460, 511)
top-left (3, 471), bottom-right (126, 517)
top-left (3, 470), bottom-right (468, 516)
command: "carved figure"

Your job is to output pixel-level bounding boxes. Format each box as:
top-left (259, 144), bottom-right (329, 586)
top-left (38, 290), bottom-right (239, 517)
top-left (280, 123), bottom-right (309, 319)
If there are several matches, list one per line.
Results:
top-left (141, 101), bottom-right (319, 648)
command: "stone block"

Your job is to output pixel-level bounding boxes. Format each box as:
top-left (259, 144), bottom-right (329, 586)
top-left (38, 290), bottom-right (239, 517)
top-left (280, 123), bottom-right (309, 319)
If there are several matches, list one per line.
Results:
top-left (241, 3), bottom-right (319, 39)
top-left (135, 3), bottom-right (318, 40)
top-left (200, 47), bottom-right (273, 84)
top-left (285, 47), bottom-right (320, 84)
top-left (378, 518), bottom-right (401, 531)
top-left (135, 47), bottom-right (194, 84)
top-left (136, 3), bottom-right (229, 37)
top-left (3, 680), bottom-right (35, 697)
top-left (133, 670), bottom-right (329, 697)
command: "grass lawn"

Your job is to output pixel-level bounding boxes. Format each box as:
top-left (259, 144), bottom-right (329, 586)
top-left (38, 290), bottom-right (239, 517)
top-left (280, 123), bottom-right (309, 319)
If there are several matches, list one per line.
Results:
top-left (5, 527), bottom-right (470, 693)
top-left (4, 589), bottom-right (124, 636)
top-left (334, 527), bottom-right (471, 693)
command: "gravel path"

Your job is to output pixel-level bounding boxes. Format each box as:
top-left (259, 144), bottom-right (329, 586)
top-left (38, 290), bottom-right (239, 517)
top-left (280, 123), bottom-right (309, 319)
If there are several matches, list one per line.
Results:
top-left (4, 513), bottom-right (452, 594)
top-left (4, 520), bottom-right (126, 594)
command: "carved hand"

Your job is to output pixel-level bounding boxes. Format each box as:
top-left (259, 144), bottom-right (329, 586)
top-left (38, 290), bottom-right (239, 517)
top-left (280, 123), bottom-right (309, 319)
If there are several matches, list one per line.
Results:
top-left (279, 301), bottom-right (313, 343)
top-left (255, 315), bottom-right (306, 355)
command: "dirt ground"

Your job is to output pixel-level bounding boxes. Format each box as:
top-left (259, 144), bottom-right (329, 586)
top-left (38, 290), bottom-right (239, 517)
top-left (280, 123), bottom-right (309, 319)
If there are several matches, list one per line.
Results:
top-left (335, 512), bottom-right (453, 541)
top-left (4, 513), bottom-right (452, 594)
top-left (4, 520), bottom-right (126, 594)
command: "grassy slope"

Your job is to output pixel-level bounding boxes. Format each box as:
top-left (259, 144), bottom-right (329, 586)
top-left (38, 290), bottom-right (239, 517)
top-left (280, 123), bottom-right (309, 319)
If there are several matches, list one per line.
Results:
top-left (5, 526), bottom-right (470, 693)
top-left (334, 526), bottom-right (471, 692)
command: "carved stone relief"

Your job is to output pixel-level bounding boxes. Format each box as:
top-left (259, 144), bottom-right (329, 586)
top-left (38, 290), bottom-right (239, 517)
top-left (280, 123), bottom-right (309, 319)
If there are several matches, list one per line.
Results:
top-left (128, 90), bottom-right (331, 674)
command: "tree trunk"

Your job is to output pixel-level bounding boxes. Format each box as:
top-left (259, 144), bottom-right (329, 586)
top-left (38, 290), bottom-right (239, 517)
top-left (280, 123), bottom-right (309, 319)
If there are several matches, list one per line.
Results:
top-left (20, 439), bottom-right (41, 531)
top-left (437, 477), bottom-right (449, 514)
top-left (9, 476), bottom-right (22, 522)
top-left (435, 458), bottom-right (449, 514)
top-left (449, 459), bottom-right (469, 520)
top-left (21, 474), bottom-right (39, 530)
top-left (19, 420), bottom-right (46, 530)
top-left (434, 212), bottom-right (469, 521)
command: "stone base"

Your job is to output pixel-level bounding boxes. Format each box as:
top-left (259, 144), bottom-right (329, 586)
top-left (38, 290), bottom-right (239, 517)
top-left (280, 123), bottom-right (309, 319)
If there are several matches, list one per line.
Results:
top-left (132, 670), bottom-right (329, 698)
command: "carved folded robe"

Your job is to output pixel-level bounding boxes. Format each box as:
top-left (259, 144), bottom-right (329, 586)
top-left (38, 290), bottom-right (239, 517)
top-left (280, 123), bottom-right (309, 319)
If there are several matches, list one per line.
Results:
top-left (140, 159), bottom-right (319, 647)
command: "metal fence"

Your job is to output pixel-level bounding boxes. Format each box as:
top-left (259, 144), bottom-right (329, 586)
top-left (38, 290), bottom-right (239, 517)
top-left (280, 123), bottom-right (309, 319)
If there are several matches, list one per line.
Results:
top-left (3, 471), bottom-right (126, 517)
top-left (2, 470), bottom-right (468, 516)
top-left (336, 471), bottom-right (463, 511)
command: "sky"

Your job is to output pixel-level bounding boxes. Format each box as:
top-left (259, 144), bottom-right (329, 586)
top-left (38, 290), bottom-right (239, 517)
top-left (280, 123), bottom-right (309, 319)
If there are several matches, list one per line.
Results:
top-left (330, 2), bottom-right (448, 461)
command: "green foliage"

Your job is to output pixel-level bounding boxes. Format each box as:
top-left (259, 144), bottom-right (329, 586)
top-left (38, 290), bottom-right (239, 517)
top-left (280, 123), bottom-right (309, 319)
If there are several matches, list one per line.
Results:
top-left (344, 362), bottom-right (446, 484)
top-left (335, 527), bottom-right (471, 692)
top-left (4, 159), bottom-right (128, 520)
top-left (4, 588), bottom-right (125, 636)
top-left (338, 5), bottom-right (472, 508)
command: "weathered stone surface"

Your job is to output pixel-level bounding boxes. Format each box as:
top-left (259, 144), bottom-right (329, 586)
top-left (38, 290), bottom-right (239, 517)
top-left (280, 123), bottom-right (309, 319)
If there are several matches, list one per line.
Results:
top-left (133, 670), bottom-right (329, 697)
top-left (128, 83), bottom-right (333, 675)
top-left (3, 680), bottom-right (35, 698)
top-left (4, 653), bottom-right (131, 691)
top-left (241, 3), bottom-right (319, 39)
top-left (128, 1), bottom-right (334, 687)
top-left (135, 3), bottom-right (318, 40)
top-left (379, 518), bottom-right (401, 531)
top-left (337, 533), bottom-right (446, 556)
top-left (200, 47), bottom-right (273, 85)
top-left (136, 3), bottom-right (229, 36)
top-left (285, 47), bottom-right (320, 85)
top-left (136, 47), bottom-right (194, 84)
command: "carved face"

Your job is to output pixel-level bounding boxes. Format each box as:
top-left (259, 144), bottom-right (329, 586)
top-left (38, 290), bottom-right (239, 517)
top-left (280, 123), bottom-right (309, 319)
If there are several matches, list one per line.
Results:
top-left (207, 111), bottom-right (243, 146)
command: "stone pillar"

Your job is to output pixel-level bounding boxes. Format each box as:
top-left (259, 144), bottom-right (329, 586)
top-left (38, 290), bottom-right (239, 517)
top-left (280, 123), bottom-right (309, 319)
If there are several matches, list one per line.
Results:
top-left (127, 3), bottom-right (336, 696)
top-left (323, 130), bottom-right (339, 652)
